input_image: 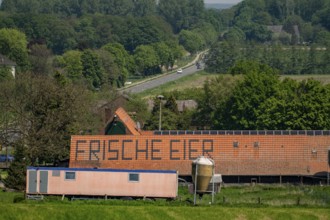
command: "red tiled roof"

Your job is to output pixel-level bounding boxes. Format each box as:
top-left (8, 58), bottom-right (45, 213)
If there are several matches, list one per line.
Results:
top-left (114, 107), bottom-right (140, 135)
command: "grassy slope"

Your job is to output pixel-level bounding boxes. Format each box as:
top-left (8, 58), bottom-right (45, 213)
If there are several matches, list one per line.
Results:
top-left (1, 204), bottom-right (329, 220)
top-left (137, 72), bottom-right (330, 99)
top-left (1, 185), bottom-right (330, 219)
top-left (137, 71), bottom-right (218, 98)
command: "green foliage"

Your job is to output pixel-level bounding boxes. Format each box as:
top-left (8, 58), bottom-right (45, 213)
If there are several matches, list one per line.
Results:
top-left (0, 28), bottom-right (29, 70)
top-left (151, 42), bottom-right (174, 70)
top-left (134, 45), bottom-right (160, 76)
top-left (0, 66), bottom-right (13, 81)
top-left (145, 95), bottom-right (181, 130)
top-left (207, 42), bottom-right (330, 74)
top-left (0, 73), bottom-right (98, 165)
top-left (208, 0), bottom-right (330, 46)
top-left (101, 42), bottom-right (133, 85)
top-left (223, 27), bottom-right (246, 43)
top-left (205, 41), bottom-right (240, 73)
top-left (194, 75), bottom-right (241, 129)
top-left (61, 50), bottom-right (83, 80)
top-left (28, 44), bottom-right (53, 75)
top-left (258, 78), bottom-right (330, 130)
top-left (81, 49), bottom-right (104, 89)
top-left (124, 95), bottom-right (150, 128)
top-left (179, 30), bottom-right (204, 54)
top-left (229, 60), bottom-right (279, 75)
top-left (158, 0), bottom-right (204, 33)
top-left (3, 142), bottom-right (30, 190)
top-left (199, 62), bottom-right (330, 130)
top-left (164, 95), bottom-right (179, 114)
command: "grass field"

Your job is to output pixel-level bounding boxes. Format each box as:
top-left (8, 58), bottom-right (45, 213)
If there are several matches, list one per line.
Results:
top-left (137, 71), bottom-right (218, 98)
top-left (283, 74), bottom-right (330, 84)
top-left (1, 185), bottom-right (330, 220)
top-left (1, 204), bottom-right (329, 220)
top-left (137, 71), bottom-right (330, 99)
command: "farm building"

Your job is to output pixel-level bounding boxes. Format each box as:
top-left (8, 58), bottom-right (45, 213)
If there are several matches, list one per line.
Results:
top-left (26, 167), bottom-right (178, 198)
top-left (70, 108), bottom-right (330, 184)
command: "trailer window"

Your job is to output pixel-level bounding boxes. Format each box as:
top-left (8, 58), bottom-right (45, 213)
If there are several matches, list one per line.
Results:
top-left (129, 173), bottom-right (139, 182)
top-left (52, 170), bottom-right (60, 177)
top-left (65, 172), bottom-right (76, 180)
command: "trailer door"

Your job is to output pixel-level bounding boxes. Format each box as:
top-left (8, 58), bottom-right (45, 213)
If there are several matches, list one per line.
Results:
top-left (39, 171), bottom-right (48, 193)
top-left (28, 170), bottom-right (37, 193)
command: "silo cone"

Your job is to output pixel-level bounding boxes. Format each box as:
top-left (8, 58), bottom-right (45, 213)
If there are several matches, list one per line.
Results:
top-left (192, 156), bottom-right (214, 193)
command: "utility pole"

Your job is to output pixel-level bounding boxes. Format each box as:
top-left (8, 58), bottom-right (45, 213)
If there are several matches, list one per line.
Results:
top-left (157, 95), bottom-right (164, 131)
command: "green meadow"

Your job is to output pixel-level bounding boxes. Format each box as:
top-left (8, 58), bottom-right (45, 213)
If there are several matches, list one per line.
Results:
top-left (1, 184), bottom-right (330, 220)
top-left (136, 72), bottom-right (330, 99)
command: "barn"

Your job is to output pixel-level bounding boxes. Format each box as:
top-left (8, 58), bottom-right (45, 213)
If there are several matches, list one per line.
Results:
top-left (69, 108), bottom-right (330, 184)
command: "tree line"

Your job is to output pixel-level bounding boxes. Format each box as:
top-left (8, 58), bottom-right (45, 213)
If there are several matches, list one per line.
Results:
top-left (217, 0), bottom-right (330, 44)
top-left (206, 41), bottom-right (330, 74)
top-left (145, 62), bottom-right (330, 131)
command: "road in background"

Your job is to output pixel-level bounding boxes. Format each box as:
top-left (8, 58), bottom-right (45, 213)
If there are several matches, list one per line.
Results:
top-left (120, 65), bottom-right (202, 94)
top-left (119, 52), bottom-right (206, 94)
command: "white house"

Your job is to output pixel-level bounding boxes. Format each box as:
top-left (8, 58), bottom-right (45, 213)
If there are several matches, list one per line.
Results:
top-left (0, 54), bottom-right (16, 78)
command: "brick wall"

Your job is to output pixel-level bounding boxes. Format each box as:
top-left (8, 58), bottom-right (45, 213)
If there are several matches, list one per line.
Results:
top-left (69, 133), bottom-right (330, 176)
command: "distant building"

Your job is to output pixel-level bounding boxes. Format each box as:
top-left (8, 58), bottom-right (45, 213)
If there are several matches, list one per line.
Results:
top-left (95, 94), bottom-right (130, 124)
top-left (176, 100), bottom-right (198, 112)
top-left (267, 25), bottom-right (301, 44)
top-left (267, 25), bottom-right (284, 34)
top-left (0, 54), bottom-right (16, 78)
top-left (147, 99), bottom-right (197, 112)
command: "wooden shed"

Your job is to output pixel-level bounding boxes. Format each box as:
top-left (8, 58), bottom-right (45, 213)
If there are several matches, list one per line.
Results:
top-left (26, 167), bottom-right (178, 199)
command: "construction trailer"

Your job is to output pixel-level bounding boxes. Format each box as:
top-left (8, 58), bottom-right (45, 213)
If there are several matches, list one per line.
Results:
top-left (26, 167), bottom-right (178, 199)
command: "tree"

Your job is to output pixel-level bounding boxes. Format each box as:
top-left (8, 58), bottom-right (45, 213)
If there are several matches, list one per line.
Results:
top-left (81, 49), bottom-right (104, 89)
top-left (0, 28), bottom-right (29, 70)
top-left (133, 45), bottom-right (160, 76)
top-left (61, 50), bottom-right (83, 80)
top-left (3, 141), bottom-right (30, 190)
top-left (257, 78), bottom-right (330, 130)
top-left (220, 63), bottom-right (280, 129)
top-left (223, 27), bottom-right (246, 43)
top-left (245, 24), bottom-right (272, 43)
top-left (48, 21), bottom-right (77, 54)
top-left (178, 30), bottom-right (203, 54)
top-left (313, 6), bottom-right (330, 31)
top-left (194, 75), bottom-right (240, 129)
top-left (132, 0), bottom-right (156, 17)
top-left (145, 96), bottom-right (179, 130)
top-left (158, 0), bottom-right (204, 33)
top-left (191, 22), bottom-right (218, 47)
top-left (0, 73), bottom-right (97, 165)
top-left (151, 42), bottom-right (173, 71)
top-left (303, 44), bottom-right (321, 74)
top-left (75, 16), bottom-right (97, 49)
top-left (102, 42), bottom-right (134, 84)
top-left (124, 95), bottom-right (150, 129)
top-left (164, 95), bottom-right (179, 114)
top-left (320, 41), bottom-right (330, 73)
top-left (28, 43), bottom-right (52, 75)
top-left (0, 66), bottom-right (13, 81)
top-left (205, 41), bottom-right (241, 73)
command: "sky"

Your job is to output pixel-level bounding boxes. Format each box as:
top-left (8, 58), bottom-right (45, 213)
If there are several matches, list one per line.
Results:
top-left (204, 0), bottom-right (242, 4)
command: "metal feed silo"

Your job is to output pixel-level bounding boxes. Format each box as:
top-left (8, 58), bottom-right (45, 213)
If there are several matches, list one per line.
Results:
top-left (191, 156), bottom-right (214, 193)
